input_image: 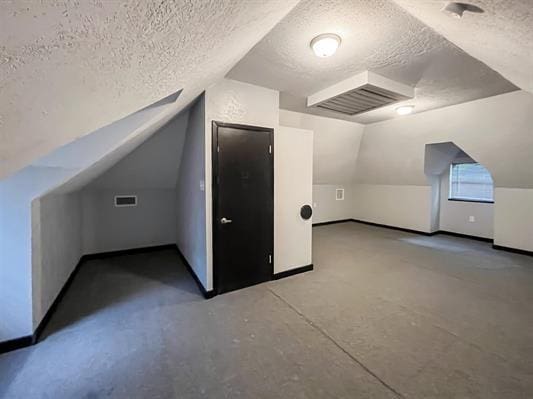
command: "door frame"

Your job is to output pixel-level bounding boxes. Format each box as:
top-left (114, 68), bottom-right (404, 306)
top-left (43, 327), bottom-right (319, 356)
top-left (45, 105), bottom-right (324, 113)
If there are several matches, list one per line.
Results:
top-left (211, 121), bottom-right (275, 294)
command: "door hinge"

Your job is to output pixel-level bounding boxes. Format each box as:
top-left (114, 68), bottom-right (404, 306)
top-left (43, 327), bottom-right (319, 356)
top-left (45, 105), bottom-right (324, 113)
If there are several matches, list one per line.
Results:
top-left (268, 254), bottom-right (272, 264)
top-left (217, 145), bottom-right (220, 153)
top-left (269, 145), bottom-right (272, 154)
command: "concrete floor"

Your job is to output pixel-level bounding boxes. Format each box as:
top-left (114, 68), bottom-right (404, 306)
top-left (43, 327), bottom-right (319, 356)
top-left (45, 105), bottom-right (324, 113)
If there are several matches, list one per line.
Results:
top-left (1, 222), bottom-right (533, 398)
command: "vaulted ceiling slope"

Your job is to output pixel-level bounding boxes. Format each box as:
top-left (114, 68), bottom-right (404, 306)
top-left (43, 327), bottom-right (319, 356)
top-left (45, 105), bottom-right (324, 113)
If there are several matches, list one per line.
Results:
top-left (227, 0), bottom-right (517, 124)
top-left (392, 0), bottom-right (533, 94)
top-left (0, 0), bottom-right (299, 180)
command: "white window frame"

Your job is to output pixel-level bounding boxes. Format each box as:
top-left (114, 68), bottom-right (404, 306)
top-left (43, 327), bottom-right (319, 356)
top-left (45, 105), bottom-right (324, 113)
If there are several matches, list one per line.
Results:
top-left (448, 163), bottom-right (494, 203)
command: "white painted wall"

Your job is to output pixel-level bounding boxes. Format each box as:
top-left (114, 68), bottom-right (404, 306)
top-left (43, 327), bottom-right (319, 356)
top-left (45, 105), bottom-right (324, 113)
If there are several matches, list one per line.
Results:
top-left (312, 185), bottom-right (355, 224)
top-left (176, 95), bottom-right (208, 288)
top-left (81, 189), bottom-right (177, 254)
top-left (87, 111), bottom-right (189, 190)
top-left (279, 110), bottom-right (364, 184)
top-left (439, 167), bottom-right (494, 239)
top-left (357, 91), bottom-right (533, 188)
top-left (494, 188), bottom-right (533, 252)
top-left (354, 91), bottom-right (533, 247)
top-left (32, 193), bottom-right (82, 328)
top-left (353, 184), bottom-right (432, 232)
top-left (275, 127), bottom-right (313, 273)
top-left (80, 111), bottom-right (189, 254)
top-left (279, 110), bottom-right (363, 224)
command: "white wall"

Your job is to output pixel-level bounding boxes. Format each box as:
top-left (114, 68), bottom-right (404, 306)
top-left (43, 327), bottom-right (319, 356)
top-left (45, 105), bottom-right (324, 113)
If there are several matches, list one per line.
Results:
top-left (32, 193), bottom-right (82, 328)
top-left (279, 110), bottom-right (364, 184)
top-left (312, 185), bottom-right (355, 224)
top-left (357, 91), bottom-right (533, 187)
top-left (275, 127), bottom-right (313, 273)
top-left (494, 188), bottom-right (533, 252)
top-left (175, 95), bottom-right (208, 288)
top-left (353, 184), bottom-right (433, 232)
top-left (354, 91), bottom-right (533, 246)
top-left (439, 167), bottom-right (494, 239)
top-left (81, 189), bottom-right (177, 254)
top-left (279, 110), bottom-right (364, 224)
top-left (80, 110), bottom-right (189, 254)
top-left (0, 166), bottom-right (76, 341)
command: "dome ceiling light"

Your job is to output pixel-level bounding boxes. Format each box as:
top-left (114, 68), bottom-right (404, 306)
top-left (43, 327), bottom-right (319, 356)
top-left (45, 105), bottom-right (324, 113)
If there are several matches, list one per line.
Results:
top-left (310, 33), bottom-right (341, 58)
top-left (442, 2), bottom-right (484, 19)
top-left (396, 105), bottom-right (415, 116)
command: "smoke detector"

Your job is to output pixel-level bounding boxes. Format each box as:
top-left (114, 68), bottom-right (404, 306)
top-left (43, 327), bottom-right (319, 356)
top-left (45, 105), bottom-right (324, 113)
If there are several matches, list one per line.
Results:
top-left (307, 71), bottom-right (414, 116)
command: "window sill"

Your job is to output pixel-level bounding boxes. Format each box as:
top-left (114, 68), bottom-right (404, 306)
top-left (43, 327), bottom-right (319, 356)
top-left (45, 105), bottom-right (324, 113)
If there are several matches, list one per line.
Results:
top-left (448, 198), bottom-right (494, 204)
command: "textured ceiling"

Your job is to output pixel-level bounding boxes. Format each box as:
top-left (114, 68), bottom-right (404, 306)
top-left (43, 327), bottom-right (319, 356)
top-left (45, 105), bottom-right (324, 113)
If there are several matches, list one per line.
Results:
top-left (392, 0), bottom-right (533, 94)
top-left (227, 0), bottom-right (517, 124)
top-left (0, 0), bottom-right (298, 179)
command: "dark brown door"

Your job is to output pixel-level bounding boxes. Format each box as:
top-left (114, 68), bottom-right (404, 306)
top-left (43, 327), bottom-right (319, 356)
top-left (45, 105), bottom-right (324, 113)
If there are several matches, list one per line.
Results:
top-left (212, 121), bottom-right (274, 294)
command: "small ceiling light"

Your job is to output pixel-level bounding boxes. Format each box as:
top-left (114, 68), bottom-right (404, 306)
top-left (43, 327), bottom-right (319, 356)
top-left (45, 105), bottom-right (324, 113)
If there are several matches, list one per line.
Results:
top-left (310, 34), bottom-right (341, 58)
top-left (442, 2), bottom-right (484, 19)
top-left (396, 105), bottom-right (414, 116)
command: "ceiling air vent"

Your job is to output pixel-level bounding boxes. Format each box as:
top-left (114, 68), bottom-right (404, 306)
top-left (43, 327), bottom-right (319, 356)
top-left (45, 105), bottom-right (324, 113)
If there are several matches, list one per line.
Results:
top-left (307, 71), bottom-right (414, 116)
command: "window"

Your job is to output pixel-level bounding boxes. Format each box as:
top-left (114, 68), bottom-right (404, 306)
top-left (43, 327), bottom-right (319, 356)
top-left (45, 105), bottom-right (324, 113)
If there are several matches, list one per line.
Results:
top-left (449, 163), bottom-right (493, 203)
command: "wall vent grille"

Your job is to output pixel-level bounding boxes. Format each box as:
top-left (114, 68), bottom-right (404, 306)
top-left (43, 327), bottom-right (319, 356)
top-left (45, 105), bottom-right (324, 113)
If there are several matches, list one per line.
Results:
top-left (114, 195), bottom-right (137, 207)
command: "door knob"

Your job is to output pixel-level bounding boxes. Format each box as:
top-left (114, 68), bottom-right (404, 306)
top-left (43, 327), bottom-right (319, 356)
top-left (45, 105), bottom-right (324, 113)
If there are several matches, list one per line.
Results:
top-left (220, 217), bottom-right (233, 224)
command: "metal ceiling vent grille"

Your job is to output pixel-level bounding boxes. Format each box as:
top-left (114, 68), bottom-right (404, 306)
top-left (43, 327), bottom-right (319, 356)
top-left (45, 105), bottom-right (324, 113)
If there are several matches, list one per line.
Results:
top-left (307, 71), bottom-right (414, 116)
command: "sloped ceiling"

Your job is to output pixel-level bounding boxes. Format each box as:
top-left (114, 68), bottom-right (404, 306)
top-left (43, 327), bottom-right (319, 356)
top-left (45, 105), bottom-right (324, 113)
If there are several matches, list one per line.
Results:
top-left (0, 0), bottom-right (299, 180)
top-left (392, 0), bottom-right (533, 94)
top-left (227, 0), bottom-right (516, 124)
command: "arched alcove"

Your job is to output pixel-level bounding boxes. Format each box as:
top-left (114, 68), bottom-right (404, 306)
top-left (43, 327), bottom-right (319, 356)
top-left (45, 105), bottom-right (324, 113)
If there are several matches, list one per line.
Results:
top-left (425, 142), bottom-right (494, 238)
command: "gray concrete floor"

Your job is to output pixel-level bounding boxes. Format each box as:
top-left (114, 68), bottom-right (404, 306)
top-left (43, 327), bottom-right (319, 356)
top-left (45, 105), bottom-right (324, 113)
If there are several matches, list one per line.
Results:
top-left (1, 222), bottom-right (533, 398)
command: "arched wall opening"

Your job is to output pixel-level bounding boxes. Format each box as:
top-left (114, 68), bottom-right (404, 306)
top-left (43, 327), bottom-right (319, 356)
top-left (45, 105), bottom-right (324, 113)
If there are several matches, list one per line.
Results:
top-left (425, 142), bottom-right (494, 238)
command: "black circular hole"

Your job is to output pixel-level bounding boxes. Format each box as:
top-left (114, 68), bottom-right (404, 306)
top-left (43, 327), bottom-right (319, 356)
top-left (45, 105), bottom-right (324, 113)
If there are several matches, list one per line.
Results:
top-left (300, 205), bottom-right (312, 220)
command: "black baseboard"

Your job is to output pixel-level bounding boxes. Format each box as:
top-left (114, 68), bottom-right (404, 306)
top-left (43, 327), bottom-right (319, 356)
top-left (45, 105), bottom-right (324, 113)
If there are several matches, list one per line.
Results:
top-left (85, 244), bottom-right (215, 297)
top-left (83, 244), bottom-right (177, 260)
top-left (33, 255), bottom-right (86, 342)
top-left (0, 244), bottom-right (214, 355)
top-left (0, 335), bottom-right (33, 354)
top-left (273, 264), bottom-right (314, 280)
top-left (350, 219), bottom-right (436, 236)
top-left (493, 244), bottom-right (533, 257)
top-left (0, 255), bottom-right (86, 355)
top-left (350, 218), bottom-right (533, 256)
top-left (438, 230), bottom-right (493, 243)
top-left (312, 219), bottom-right (352, 227)
top-left (174, 245), bottom-right (215, 299)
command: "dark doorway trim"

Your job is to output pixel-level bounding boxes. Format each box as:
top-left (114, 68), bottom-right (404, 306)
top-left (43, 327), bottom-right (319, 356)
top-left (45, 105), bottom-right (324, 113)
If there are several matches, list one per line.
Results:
top-left (211, 121), bottom-right (275, 294)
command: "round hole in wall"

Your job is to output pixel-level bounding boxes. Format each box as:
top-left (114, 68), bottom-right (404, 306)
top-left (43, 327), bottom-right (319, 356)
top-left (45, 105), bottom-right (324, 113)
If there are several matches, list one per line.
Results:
top-left (300, 205), bottom-right (313, 220)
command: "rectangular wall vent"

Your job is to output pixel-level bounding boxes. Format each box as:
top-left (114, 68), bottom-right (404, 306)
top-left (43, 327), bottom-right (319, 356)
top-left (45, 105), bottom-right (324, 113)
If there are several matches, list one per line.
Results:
top-left (307, 71), bottom-right (414, 116)
top-left (114, 195), bottom-right (137, 207)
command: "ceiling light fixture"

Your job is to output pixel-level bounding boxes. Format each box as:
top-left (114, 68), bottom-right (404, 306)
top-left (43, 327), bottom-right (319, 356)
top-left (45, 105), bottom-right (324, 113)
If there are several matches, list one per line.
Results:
top-left (396, 105), bottom-right (414, 116)
top-left (442, 2), bottom-right (484, 19)
top-left (310, 33), bottom-right (341, 58)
